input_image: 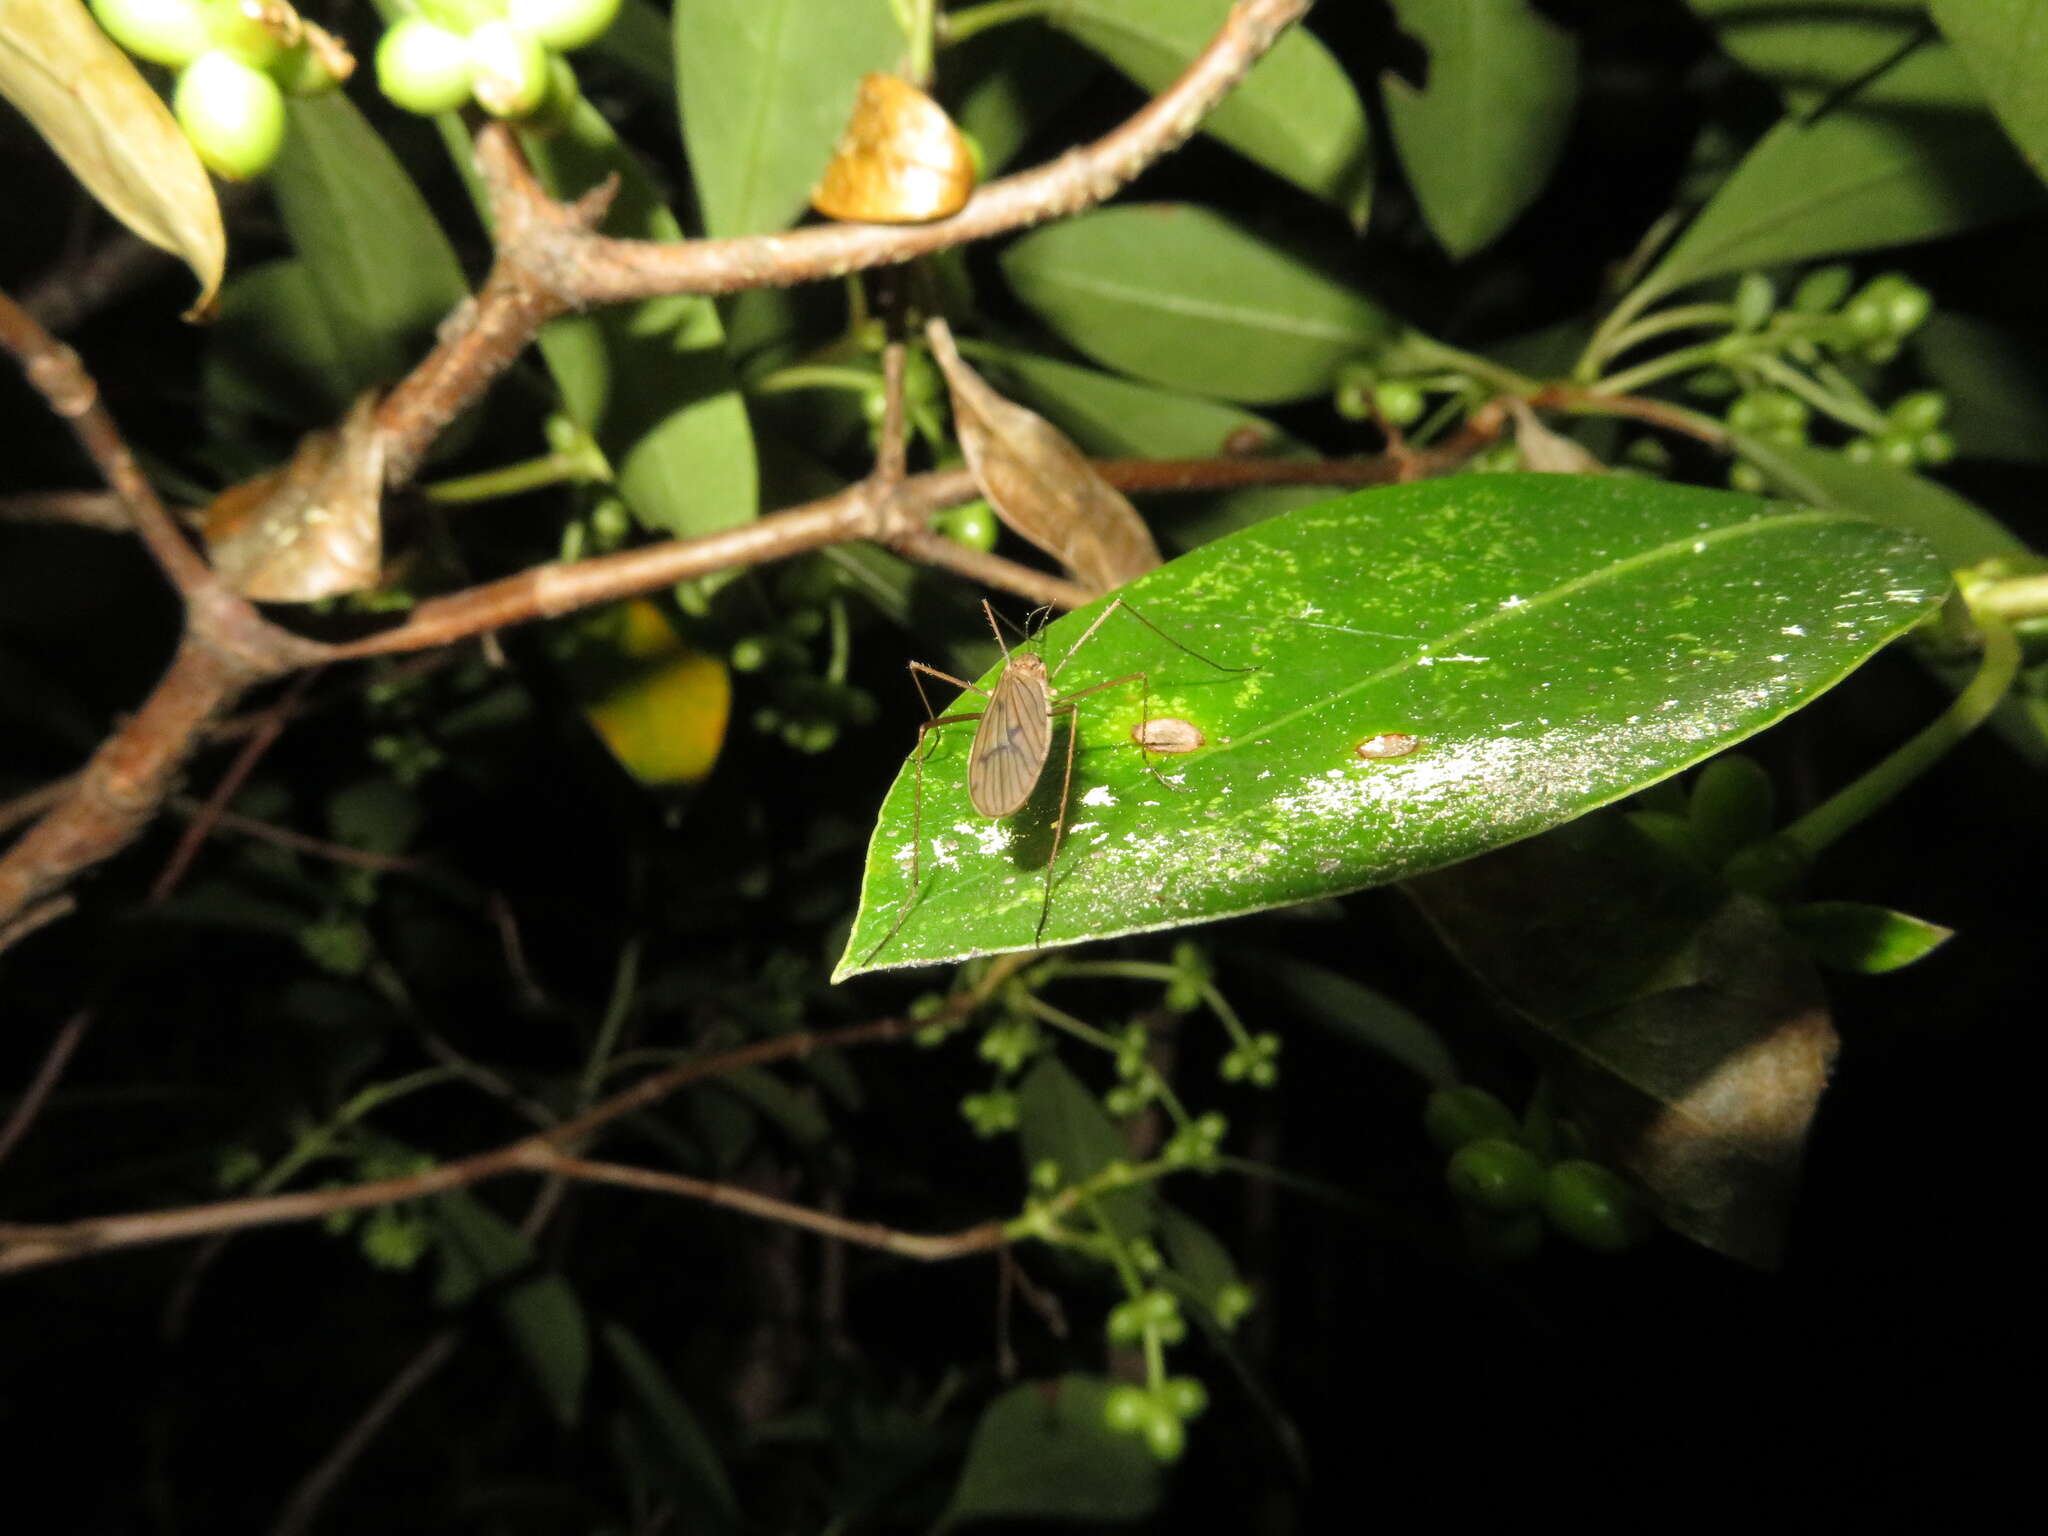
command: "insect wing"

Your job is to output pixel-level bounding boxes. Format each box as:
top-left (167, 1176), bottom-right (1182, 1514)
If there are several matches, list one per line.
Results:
top-left (968, 658), bottom-right (1051, 817)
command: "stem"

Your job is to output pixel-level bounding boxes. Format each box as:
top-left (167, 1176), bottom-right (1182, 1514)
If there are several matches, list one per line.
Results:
top-left (1592, 339), bottom-right (1726, 398)
top-left (1051, 961), bottom-right (1182, 985)
top-left (904, 0), bottom-right (937, 81)
top-left (1594, 302), bottom-right (1736, 364)
top-left (579, 936), bottom-right (641, 1107)
top-left (750, 364), bottom-right (882, 398)
top-left (1783, 613), bottom-right (2021, 857)
top-left (1750, 355), bottom-right (1888, 435)
top-left (1971, 572), bottom-right (2048, 624)
top-left (423, 453), bottom-right (595, 504)
top-left (942, 0), bottom-right (1057, 46)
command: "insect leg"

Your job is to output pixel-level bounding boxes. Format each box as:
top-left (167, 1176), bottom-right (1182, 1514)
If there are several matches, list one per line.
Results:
top-left (864, 707), bottom-right (984, 964)
top-left (1049, 671), bottom-right (1188, 794)
top-left (1038, 700), bottom-right (1084, 945)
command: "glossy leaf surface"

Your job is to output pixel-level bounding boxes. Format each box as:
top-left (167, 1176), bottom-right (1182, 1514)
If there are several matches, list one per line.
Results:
top-left (838, 475), bottom-right (1949, 978)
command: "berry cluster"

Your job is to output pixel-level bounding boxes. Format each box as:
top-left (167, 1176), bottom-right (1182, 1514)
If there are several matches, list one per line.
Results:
top-left (92, 0), bottom-right (353, 179)
top-left (377, 0), bottom-right (620, 122)
top-left (1426, 1085), bottom-right (1649, 1260)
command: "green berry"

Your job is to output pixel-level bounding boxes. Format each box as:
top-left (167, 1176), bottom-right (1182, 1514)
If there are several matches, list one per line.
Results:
top-left (1842, 295), bottom-right (1888, 341)
top-left (1683, 367), bottom-right (1739, 400)
top-left (1373, 379), bottom-right (1425, 427)
top-left (1445, 1136), bottom-right (1545, 1216)
top-left (1688, 752), bottom-right (1775, 863)
top-left (1791, 263), bottom-right (1852, 315)
top-left (1423, 1086), bottom-right (1520, 1153)
top-left (1727, 461), bottom-right (1767, 494)
top-left (1333, 361), bottom-right (1378, 420)
top-left (1873, 430), bottom-right (1920, 470)
top-left (91, 0), bottom-right (211, 67)
top-left (1732, 272), bottom-right (1775, 332)
top-left (933, 500), bottom-right (998, 553)
top-left (469, 19), bottom-right (550, 117)
top-left (1543, 1160), bottom-right (1649, 1252)
top-left (376, 17), bottom-right (473, 115)
top-left (1916, 429), bottom-right (1956, 466)
top-left (1103, 1383), bottom-right (1151, 1433)
top-left (508, 0), bottom-right (621, 52)
top-left (1843, 436), bottom-right (1876, 464)
top-left (174, 50), bottom-right (287, 180)
top-left (1889, 391), bottom-right (1947, 433)
top-left (1163, 1377), bottom-right (1209, 1420)
top-left (1142, 1407), bottom-right (1186, 1462)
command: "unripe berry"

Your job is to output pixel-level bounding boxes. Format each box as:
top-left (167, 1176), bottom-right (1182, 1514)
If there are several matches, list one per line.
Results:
top-left (91, 0), bottom-right (211, 67)
top-left (469, 19), bottom-right (550, 117)
top-left (933, 500), bottom-right (998, 553)
top-left (174, 50), bottom-right (287, 180)
top-left (376, 17), bottom-right (473, 116)
top-left (1543, 1160), bottom-right (1649, 1252)
top-left (507, 0), bottom-right (621, 51)
top-left (1446, 1137), bottom-right (1545, 1216)
top-left (1423, 1086), bottom-right (1519, 1153)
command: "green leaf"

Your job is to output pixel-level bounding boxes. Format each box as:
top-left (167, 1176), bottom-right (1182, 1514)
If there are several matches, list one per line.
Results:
top-left (524, 102), bottom-right (759, 539)
top-left (1932, 0), bottom-right (2048, 182)
top-left (1639, 42), bottom-right (2044, 306)
top-left (940, 1376), bottom-right (1162, 1529)
top-left (1914, 311), bottom-right (2048, 464)
top-left (1732, 435), bottom-right (2025, 567)
top-left (1254, 953), bottom-right (1460, 1086)
top-left (602, 1323), bottom-right (737, 1530)
top-left (949, 21), bottom-right (1099, 176)
top-left (1685, 0), bottom-right (1930, 112)
top-left (674, 0), bottom-right (904, 239)
top-left (1783, 899), bottom-right (1953, 973)
top-left (1382, 0), bottom-right (1579, 259)
top-left (970, 345), bottom-right (1326, 546)
top-left (836, 475), bottom-right (1949, 977)
top-left (202, 259), bottom-right (357, 437)
top-left (431, 1193), bottom-right (590, 1427)
top-left (1016, 1057), bottom-right (1153, 1234)
top-left (591, 0), bottom-right (676, 93)
top-left (1041, 0), bottom-right (1373, 221)
top-left (1001, 204), bottom-right (1402, 404)
top-left (270, 94), bottom-right (469, 394)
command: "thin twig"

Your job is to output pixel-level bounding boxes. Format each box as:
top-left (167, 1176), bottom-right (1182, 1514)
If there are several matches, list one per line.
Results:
top-left (0, 954), bottom-right (1031, 1274)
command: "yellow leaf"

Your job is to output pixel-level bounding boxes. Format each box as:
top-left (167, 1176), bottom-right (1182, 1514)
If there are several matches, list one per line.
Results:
top-left (0, 0), bottom-right (225, 314)
top-left (577, 601), bottom-right (731, 788)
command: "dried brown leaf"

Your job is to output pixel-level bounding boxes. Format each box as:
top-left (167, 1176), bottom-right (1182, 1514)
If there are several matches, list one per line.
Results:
top-left (925, 317), bottom-right (1161, 593)
top-left (811, 73), bottom-right (976, 225)
top-left (1505, 399), bottom-right (1606, 475)
top-left (0, 0), bottom-right (225, 315)
top-left (203, 393), bottom-right (384, 601)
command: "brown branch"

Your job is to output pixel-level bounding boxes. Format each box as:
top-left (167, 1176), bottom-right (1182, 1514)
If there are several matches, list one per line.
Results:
top-left (0, 288), bottom-right (215, 598)
top-left (522, 1150), bottom-right (1006, 1261)
top-left (570, 0), bottom-right (1311, 305)
top-left (0, 954), bottom-right (1032, 1274)
top-left (0, 490), bottom-right (133, 531)
top-left (370, 0), bottom-right (1312, 485)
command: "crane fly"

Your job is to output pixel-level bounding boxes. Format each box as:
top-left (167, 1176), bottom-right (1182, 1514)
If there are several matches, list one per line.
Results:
top-left (864, 596), bottom-right (1255, 964)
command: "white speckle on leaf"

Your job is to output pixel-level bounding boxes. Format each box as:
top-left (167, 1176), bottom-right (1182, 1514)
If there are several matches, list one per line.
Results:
top-left (1080, 785), bottom-right (1116, 807)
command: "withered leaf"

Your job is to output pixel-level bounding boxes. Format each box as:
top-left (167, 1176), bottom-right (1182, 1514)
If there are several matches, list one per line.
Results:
top-left (1505, 398), bottom-right (1606, 475)
top-left (1406, 815), bottom-right (1836, 1269)
top-left (926, 317), bottom-right (1161, 593)
top-left (0, 0), bottom-right (224, 314)
top-left (811, 73), bottom-right (976, 225)
top-left (203, 393), bottom-right (385, 602)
